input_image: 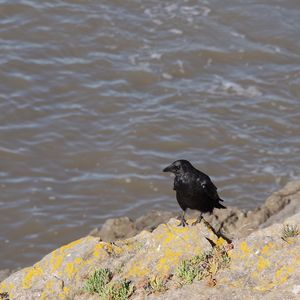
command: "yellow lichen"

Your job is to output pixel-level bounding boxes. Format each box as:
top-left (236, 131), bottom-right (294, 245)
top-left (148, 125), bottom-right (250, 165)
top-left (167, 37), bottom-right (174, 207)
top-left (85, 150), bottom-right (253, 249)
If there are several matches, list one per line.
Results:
top-left (50, 251), bottom-right (64, 272)
top-left (65, 262), bottom-right (75, 279)
top-left (261, 242), bottom-right (275, 256)
top-left (261, 245), bottom-right (270, 255)
top-left (0, 282), bottom-right (7, 292)
top-left (39, 280), bottom-right (55, 300)
top-left (254, 282), bottom-right (276, 292)
top-left (74, 257), bottom-right (83, 264)
top-left (0, 282), bottom-right (14, 295)
top-left (215, 237), bottom-right (227, 247)
top-left (93, 242), bottom-right (124, 258)
top-left (254, 264), bottom-right (296, 292)
top-left (57, 286), bottom-right (71, 299)
top-left (274, 265), bottom-right (294, 284)
top-left (257, 256), bottom-right (270, 271)
top-left (59, 238), bottom-right (86, 254)
top-left (22, 264), bottom-right (44, 289)
top-left (126, 259), bottom-right (150, 278)
top-left (156, 248), bottom-right (182, 275)
top-left (162, 225), bottom-right (189, 245)
top-left (93, 243), bottom-right (110, 258)
top-left (240, 241), bottom-right (251, 255)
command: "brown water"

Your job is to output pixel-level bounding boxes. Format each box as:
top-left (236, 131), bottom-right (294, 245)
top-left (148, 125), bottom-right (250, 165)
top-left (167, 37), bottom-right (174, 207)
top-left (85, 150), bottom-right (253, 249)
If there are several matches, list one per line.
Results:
top-left (1, 0), bottom-right (300, 270)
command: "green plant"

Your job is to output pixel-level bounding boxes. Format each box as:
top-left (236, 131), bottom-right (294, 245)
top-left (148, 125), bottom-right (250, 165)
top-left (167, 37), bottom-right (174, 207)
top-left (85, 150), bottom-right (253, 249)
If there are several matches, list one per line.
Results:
top-left (219, 251), bottom-right (231, 268)
top-left (282, 224), bottom-right (299, 242)
top-left (104, 280), bottom-right (134, 300)
top-left (175, 254), bottom-right (205, 284)
top-left (175, 247), bottom-right (231, 286)
top-left (84, 268), bottom-right (112, 295)
top-left (84, 268), bottom-right (133, 300)
top-left (145, 276), bottom-right (167, 294)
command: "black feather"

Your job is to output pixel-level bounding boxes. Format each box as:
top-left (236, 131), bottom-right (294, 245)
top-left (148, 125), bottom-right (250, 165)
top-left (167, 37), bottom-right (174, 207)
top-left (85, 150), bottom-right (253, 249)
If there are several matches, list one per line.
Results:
top-left (163, 160), bottom-right (226, 222)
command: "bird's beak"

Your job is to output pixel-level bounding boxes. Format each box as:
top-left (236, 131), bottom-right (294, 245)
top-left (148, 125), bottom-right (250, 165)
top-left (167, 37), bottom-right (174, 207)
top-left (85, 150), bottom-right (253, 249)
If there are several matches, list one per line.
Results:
top-left (163, 164), bottom-right (172, 173)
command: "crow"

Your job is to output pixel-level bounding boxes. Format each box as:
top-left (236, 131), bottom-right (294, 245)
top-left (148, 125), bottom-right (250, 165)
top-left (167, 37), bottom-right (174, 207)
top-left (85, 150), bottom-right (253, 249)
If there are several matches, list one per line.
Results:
top-left (163, 159), bottom-right (226, 227)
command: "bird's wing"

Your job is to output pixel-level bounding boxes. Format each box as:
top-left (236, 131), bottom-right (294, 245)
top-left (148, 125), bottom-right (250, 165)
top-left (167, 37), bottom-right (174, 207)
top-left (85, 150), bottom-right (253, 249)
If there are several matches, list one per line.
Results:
top-left (198, 177), bottom-right (219, 201)
top-left (208, 180), bottom-right (224, 201)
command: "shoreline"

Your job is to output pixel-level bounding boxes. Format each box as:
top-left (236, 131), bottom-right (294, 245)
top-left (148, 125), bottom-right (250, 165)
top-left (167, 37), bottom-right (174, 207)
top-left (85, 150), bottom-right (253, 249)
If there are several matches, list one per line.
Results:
top-left (1, 180), bottom-right (299, 283)
top-left (89, 180), bottom-right (300, 242)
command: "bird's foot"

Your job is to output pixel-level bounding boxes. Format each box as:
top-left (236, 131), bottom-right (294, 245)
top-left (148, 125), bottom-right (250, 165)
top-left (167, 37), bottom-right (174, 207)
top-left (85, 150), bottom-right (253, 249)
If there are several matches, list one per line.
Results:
top-left (191, 219), bottom-right (200, 226)
top-left (202, 219), bottom-right (214, 231)
top-left (192, 215), bottom-right (203, 226)
top-left (178, 218), bottom-right (188, 227)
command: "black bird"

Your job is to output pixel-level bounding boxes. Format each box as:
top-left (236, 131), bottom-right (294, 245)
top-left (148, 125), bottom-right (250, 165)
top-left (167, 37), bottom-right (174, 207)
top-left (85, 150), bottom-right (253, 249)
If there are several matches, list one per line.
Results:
top-left (163, 159), bottom-right (226, 227)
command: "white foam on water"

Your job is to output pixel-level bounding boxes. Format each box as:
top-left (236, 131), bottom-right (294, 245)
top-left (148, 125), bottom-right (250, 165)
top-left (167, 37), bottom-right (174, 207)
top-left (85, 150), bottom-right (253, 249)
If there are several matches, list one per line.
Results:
top-left (210, 77), bottom-right (262, 97)
top-left (162, 73), bottom-right (173, 79)
top-left (169, 29), bottom-right (183, 35)
top-left (150, 53), bottom-right (162, 60)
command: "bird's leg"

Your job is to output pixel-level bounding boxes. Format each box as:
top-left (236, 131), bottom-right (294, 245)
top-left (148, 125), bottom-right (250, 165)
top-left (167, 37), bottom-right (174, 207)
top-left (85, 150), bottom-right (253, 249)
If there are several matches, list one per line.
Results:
top-left (202, 218), bottom-right (216, 234)
top-left (178, 211), bottom-right (188, 227)
top-left (192, 213), bottom-right (203, 226)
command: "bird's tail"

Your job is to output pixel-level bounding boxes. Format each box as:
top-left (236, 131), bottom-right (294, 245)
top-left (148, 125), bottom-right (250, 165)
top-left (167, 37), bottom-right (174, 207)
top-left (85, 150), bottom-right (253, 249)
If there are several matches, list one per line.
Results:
top-left (215, 199), bottom-right (226, 209)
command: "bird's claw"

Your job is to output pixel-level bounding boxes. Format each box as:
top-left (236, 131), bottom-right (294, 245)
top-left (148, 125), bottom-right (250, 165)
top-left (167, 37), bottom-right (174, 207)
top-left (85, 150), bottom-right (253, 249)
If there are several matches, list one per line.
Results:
top-left (178, 219), bottom-right (188, 227)
top-left (192, 216), bottom-right (203, 226)
top-left (191, 220), bottom-right (200, 226)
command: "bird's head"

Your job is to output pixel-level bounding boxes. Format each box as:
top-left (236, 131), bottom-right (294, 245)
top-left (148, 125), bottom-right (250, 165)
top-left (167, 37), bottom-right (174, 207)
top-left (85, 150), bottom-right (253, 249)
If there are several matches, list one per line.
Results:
top-left (163, 159), bottom-right (193, 175)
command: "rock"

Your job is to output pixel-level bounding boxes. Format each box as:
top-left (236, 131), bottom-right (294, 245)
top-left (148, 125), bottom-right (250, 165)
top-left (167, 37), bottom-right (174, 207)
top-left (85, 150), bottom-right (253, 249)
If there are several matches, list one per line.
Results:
top-left (261, 181), bottom-right (300, 228)
top-left (135, 211), bottom-right (175, 231)
top-left (0, 217), bottom-right (220, 299)
top-left (89, 211), bottom-right (176, 242)
top-left (90, 181), bottom-right (300, 242)
top-left (0, 270), bottom-right (11, 283)
top-left (1, 211), bottom-right (299, 299)
top-left (1, 181), bottom-right (300, 299)
top-left (147, 212), bottom-right (300, 300)
top-left (90, 216), bottom-right (137, 241)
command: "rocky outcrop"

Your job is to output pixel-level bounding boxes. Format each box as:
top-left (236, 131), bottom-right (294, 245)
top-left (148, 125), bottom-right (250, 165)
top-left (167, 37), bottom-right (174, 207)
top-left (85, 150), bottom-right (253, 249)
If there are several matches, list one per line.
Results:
top-left (91, 180), bottom-right (300, 241)
top-left (0, 218), bottom-right (222, 299)
top-left (0, 270), bottom-right (11, 284)
top-left (89, 211), bottom-right (176, 242)
top-left (0, 181), bottom-right (299, 299)
top-left (150, 212), bottom-right (300, 300)
top-left (0, 214), bottom-right (299, 299)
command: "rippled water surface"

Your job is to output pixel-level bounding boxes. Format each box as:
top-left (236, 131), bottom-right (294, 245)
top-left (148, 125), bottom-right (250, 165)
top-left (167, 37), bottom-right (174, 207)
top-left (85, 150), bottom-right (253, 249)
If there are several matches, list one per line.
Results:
top-left (1, 0), bottom-right (300, 269)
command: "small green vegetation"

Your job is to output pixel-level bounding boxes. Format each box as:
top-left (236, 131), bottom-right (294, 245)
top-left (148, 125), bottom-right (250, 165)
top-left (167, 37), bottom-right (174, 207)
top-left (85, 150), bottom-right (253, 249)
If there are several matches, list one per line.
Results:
top-left (282, 224), bottom-right (299, 242)
top-left (84, 268), bottom-right (134, 300)
top-left (175, 246), bottom-right (231, 286)
top-left (84, 268), bottom-right (112, 295)
top-left (105, 280), bottom-right (134, 300)
top-left (175, 253), bottom-right (206, 284)
top-left (144, 276), bottom-right (167, 294)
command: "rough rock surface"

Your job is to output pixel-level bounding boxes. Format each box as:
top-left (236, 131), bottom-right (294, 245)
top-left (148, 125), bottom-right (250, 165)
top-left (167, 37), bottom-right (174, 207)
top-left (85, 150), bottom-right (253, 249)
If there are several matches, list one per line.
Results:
top-left (89, 211), bottom-right (176, 241)
top-left (261, 181), bottom-right (300, 228)
top-left (148, 213), bottom-right (300, 300)
top-left (0, 270), bottom-right (11, 284)
top-left (1, 181), bottom-right (299, 299)
top-left (1, 213), bottom-right (299, 299)
top-left (0, 218), bottom-right (219, 299)
top-left (91, 180), bottom-right (300, 241)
